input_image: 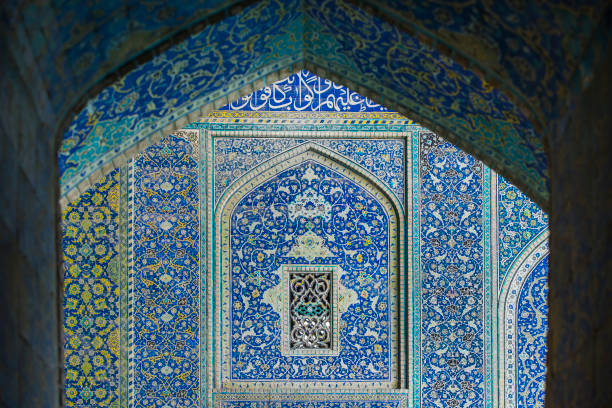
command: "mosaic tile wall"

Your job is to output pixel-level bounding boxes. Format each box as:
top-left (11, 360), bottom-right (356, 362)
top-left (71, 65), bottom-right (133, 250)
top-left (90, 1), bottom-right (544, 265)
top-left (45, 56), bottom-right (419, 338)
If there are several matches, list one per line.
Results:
top-left (516, 255), bottom-right (548, 408)
top-left (57, 0), bottom-right (559, 206)
top-left (222, 158), bottom-right (396, 383)
top-left (61, 169), bottom-right (125, 407)
top-left (128, 132), bottom-right (200, 406)
top-left (497, 176), bottom-right (549, 289)
top-left (61, 77), bottom-right (550, 407)
top-left (417, 132), bottom-right (488, 406)
top-left (212, 136), bottom-right (405, 205)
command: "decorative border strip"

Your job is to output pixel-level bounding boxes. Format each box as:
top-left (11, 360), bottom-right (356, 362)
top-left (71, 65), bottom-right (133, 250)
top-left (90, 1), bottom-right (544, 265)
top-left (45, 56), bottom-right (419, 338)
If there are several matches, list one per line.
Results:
top-left (119, 166), bottom-right (129, 407)
top-left (498, 230), bottom-right (549, 408)
top-left (484, 166), bottom-right (493, 408)
top-left (206, 110), bottom-right (412, 122)
top-left (200, 128), bottom-right (210, 407)
top-left (213, 390), bottom-right (410, 407)
top-left (126, 158), bottom-right (136, 405)
top-left (410, 129), bottom-right (421, 405)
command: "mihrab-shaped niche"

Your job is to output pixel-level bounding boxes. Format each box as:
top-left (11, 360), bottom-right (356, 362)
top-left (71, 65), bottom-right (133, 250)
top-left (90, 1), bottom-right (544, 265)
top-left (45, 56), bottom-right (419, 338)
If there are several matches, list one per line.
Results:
top-left (214, 143), bottom-right (404, 391)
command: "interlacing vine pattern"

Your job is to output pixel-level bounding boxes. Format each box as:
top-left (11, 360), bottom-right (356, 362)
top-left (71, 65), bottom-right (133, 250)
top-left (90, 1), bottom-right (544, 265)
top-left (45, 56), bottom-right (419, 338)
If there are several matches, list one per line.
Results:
top-left (130, 133), bottom-right (200, 406)
top-left (228, 159), bottom-right (393, 381)
top-left (62, 170), bottom-right (121, 407)
top-left (516, 256), bottom-right (549, 408)
top-left (419, 132), bottom-right (485, 407)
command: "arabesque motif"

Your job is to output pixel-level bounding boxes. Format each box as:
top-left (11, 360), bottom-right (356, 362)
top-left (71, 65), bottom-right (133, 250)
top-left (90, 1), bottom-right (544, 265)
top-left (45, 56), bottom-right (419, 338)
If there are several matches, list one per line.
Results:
top-left (224, 158), bottom-right (397, 384)
top-left (129, 132), bottom-right (200, 406)
top-left (62, 170), bottom-right (121, 407)
top-left (516, 255), bottom-right (549, 408)
top-left (419, 132), bottom-right (486, 407)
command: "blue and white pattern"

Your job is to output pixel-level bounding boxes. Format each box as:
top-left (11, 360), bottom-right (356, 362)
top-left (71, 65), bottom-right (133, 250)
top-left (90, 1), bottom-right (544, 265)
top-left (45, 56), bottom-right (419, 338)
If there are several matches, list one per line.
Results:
top-left (497, 176), bottom-right (548, 288)
top-left (129, 132), bottom-right (200, 406)
top-left (61, 71), bottom-right (552, 407)
top-left (418, 132), bottom-right (487, 407)
top-left (223, 70), bottom-right (388, 112)
top-left (214, 137), bottom-right (405, 205)
top-left (516, 255), bottom-right (548, 408)
top-left (58, 0), bottom-right (553, 206)
top-left (224, 159), bottom-right (394, 382)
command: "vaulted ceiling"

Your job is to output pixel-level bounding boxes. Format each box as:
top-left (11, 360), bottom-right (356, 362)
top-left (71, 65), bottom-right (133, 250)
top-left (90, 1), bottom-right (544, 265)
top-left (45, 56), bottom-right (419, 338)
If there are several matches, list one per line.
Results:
top-left (3, 0), bottom-right (609, 208)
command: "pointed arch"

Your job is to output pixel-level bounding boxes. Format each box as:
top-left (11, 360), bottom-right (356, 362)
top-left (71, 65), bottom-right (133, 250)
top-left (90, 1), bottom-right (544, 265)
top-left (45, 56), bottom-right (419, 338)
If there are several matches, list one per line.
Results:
top-left (212, 142), bottom-right (407, 391)
top-left (497, 230), bottom-right (549, 408)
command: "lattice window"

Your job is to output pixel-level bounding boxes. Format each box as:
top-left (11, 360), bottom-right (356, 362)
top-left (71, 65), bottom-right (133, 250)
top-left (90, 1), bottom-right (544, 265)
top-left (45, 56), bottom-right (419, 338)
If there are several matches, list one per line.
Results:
top-left (288, 271), bottom-right (333, 349)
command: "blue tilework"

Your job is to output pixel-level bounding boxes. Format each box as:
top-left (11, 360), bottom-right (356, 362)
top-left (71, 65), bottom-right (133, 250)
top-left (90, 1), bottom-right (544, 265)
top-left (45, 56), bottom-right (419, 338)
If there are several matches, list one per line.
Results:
top-left (370, 0), bottom-right (602, 124)
top-left (497, 175), bottom-right (549, 289)
top-left (56, 1), bottom-right (560, 207)
top-left (130, 134), bottom-right (200, 405)
top-left (59, 0), bottom-right (303, 194)
top-left (218, 399), bottom-right (403, 407)
top-left (229, 160), bottom-right (392, 381)
top-left (21, 0), bottom-right (602, 126)
top-left (419, 132), bottom-right (485, 407)
top-left (62, 170), bottom-right (121, 406)
top-left (516, 255), bottom-right (548, 408)
top-left (46, 1), bottom-right (234, 111)
top-left (214, 137), bottom-right (404, 205)
top-left (222, 70), bottom-right (388, 112)
top-left (304, 1), bottom-right (548, 204)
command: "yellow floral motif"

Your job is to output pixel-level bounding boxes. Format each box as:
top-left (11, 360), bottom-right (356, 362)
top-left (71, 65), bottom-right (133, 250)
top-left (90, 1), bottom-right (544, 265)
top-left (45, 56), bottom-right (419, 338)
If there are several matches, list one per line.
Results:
top-left (62, 170), bottom-right (120, 406)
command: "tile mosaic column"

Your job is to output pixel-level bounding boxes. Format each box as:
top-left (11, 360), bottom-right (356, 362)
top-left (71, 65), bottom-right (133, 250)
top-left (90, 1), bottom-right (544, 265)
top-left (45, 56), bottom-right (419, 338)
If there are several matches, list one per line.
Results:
top-left (62, 170), bottom-right (122, 407)
top-left (418, 132), bottom-right (487, 407)
top-left (128, 131), bottom-right (200, 406)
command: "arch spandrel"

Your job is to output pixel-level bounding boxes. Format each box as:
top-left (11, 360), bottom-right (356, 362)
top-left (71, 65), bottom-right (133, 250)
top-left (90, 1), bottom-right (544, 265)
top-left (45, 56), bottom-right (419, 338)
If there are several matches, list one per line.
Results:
top-left (213, 143), bottom-right (406, 391)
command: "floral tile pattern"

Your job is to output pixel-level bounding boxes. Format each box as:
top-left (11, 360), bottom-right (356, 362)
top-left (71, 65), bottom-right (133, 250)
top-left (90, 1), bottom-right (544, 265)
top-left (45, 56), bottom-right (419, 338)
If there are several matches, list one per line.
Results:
top-left (61, 72), bottom-right (551, 407)
top-left (497, 176), bottom-right (548, 288)
top-left (226, 160), bottom-right (393, 381)
top-left (418, 132), bottom-right (486, 407)
top-left (516, 255), bottom-right (548, 408)
top-left (62, 170), bottom-right (121, 407)
top-left (129, 131), bottom-right (200, 406)
top-left (213, 136), bottom-right (405, 205)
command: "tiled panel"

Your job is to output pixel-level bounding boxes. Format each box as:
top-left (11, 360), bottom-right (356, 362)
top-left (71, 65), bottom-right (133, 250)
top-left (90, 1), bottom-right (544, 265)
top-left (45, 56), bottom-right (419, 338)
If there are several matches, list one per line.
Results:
top-left (213, 137), bottom-right (405, 205)
top-left (128, 132), bottom-right (200, 406)
top-left (418, 132), bottom-right (486, 407)
top-left (62, 170), bottom-right (121, 406)
top-left (516, 255), bottom-right (548, 408)
top-left (216, 152), bottom-right (401, 388)
top-left (497, 175), bottom-right (548, 288)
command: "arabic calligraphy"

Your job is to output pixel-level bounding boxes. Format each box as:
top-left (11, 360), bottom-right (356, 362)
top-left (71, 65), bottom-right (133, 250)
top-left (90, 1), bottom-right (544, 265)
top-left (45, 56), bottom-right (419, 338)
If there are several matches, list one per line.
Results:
top-left (223, 70), bottom-right (388, 112)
